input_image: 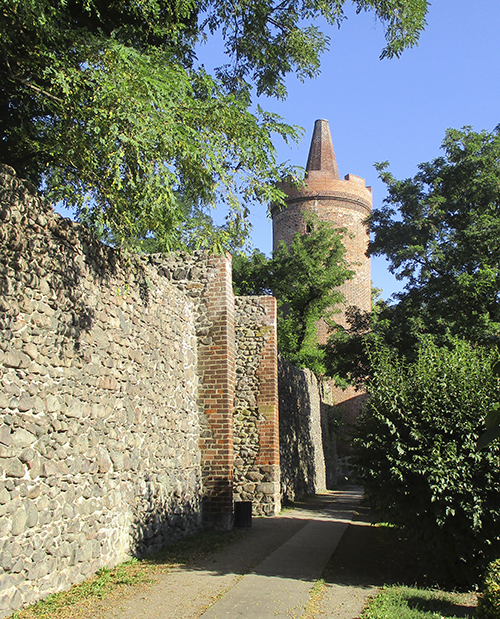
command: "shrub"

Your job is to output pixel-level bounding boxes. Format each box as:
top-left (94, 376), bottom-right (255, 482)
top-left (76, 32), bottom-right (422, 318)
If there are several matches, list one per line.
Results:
top-left (477, 559), bottom-right (500, 619)
top-left (351, 338), bottom-right (500, 586)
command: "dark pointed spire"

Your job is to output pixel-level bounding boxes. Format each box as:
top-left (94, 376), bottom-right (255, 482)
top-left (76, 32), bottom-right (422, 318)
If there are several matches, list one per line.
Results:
top-left (305, 119), bottom-right (339, 179)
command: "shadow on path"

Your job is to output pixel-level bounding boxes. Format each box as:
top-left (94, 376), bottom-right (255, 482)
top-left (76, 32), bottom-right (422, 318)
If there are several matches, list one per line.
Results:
top-left (319, 503), bottom-right (477, 619)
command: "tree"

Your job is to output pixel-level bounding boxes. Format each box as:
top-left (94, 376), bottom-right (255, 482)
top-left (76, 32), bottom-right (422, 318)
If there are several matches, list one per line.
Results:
top-left (369, 126), bottom-right (500, 347)
top-left (233, 217), bottom-right (353, 373)
top-left (328, 126), bottom-right (500, 391)
top-left (1, 0), bottom-right (428, 249)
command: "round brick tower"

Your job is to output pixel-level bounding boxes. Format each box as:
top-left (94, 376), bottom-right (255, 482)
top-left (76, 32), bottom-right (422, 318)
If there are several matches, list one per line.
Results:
top-left (272, 119), bottom-right (372, 481)
top-left (271, 119), bottom-right (372, 343)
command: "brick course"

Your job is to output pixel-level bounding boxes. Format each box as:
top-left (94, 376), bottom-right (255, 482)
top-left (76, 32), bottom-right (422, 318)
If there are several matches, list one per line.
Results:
top-left (271, 119), bottom-right (372, 468)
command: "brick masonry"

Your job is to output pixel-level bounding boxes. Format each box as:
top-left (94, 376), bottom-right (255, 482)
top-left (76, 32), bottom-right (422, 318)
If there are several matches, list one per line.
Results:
top-left (234, 296), bottom-right (279, 516)
top-left (271, 119), bottom-right (372, 468)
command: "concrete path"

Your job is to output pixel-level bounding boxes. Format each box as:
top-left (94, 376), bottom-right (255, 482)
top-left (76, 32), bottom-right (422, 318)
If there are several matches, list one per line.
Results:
top-left (200, 488), bottom-right (363, 619)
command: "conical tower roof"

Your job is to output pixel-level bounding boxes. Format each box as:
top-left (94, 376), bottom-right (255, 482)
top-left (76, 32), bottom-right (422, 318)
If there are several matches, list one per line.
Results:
top-left (305, 119), bottom-right (339, 179)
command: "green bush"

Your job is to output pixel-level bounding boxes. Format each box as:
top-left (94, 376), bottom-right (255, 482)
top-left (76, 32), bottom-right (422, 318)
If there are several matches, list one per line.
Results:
top-left (352, 338), bottom-right (500, 586)
top-left (477, 559), bottom-right (500, 619)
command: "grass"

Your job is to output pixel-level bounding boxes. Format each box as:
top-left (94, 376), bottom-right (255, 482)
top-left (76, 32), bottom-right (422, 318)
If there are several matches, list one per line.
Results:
top-left (361, 585), bottom-right (476, 619)
top-left (9, 529), bottom-right (244, 619)
top-left (301, 579), bottom-right (327, 619)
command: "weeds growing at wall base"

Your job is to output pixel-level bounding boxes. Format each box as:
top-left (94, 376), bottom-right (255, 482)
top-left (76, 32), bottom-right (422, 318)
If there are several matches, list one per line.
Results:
top-left (9, 530), bottom-right (243, 619)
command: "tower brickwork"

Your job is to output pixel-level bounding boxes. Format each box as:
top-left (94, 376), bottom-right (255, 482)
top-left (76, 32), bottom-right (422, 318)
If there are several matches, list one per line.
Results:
top-left (272, 120), bottom-right (371, 474)
top-left (271, 119), bottom-right (372, 342)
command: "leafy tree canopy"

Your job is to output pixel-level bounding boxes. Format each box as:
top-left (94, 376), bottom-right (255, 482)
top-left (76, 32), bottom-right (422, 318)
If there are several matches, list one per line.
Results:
top-left (370, 126), bottom-right (500, 346)
top-left (329, 126), bottom-right (500, 386)
top-left (233, 216), bottom-right (353, 373)
top-left (1, 0), bottom-right (428, 250)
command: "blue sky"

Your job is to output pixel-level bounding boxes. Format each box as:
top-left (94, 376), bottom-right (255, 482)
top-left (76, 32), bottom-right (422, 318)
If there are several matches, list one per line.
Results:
top-left (200, 0), bottom-right (500, 300)
top-left (52, 1), bottom-right (500, 301)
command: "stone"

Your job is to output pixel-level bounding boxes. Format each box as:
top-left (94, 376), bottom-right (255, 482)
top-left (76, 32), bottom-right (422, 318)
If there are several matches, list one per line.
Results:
top-left (0, 551), bottom-right (12, 571)
top-left (22, 343), bottom-right (38, 361)
top-left (0, 588), bottom-right (22, 612)
top-left (45, 395), bottom-right (63, 412)
top-left (3, 350), bottom-right (30, 369)
top-left (3, 458), bottom-right (25, 479)
top-left (257, 482), bottom-right (277, 495)
top-left (10, 507), bottom-right (27, 536)
top-left (19, 448), bottom-right (35, 464)
top-left (27, 560), bottom-right (48, 580)
top-left (66, 404), bottom-right (86, 419)
top-left (110, 451), bottom-right (124, 471)
top-left (17, 396), bottom-right (35, 412)
top-left (96, 447), bottom-right (112, 474)
top-left (0, 517), bottom-right (10, 536)
top-left (11, 428), bottom-right (36, 448)
top-left (25, 500), bottom-right (38, 527)
top-left (0, 425), bottom-right (11, 447)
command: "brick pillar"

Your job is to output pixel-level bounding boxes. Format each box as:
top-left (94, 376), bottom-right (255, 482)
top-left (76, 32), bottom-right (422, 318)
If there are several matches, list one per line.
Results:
top-left (255, 296), bottom-right (281, 515)
top-left (198, 255), bottom-right (235, 529)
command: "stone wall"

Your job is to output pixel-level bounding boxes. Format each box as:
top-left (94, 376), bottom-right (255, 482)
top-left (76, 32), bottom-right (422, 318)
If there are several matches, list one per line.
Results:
top-left (143, 252), bottom-right (236, 529)
top-left (278, 356), bottom-right (326, 502)
top-left (0, 167), bottom-right (206, 615)
top-left (0, 163), bottom-right (338, 617)
top-left (278, 355), bottom-right (356, 501)
top-left (234, 297), bottom-right (280, 516)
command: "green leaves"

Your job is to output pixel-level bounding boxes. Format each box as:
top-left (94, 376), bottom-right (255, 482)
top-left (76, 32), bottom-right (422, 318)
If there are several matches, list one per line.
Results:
top-left (233, 216), bottom-right (353, 373)
top-left (1, 0), bottom-right (428, 249)
top-left (203, 0), bottom-right (428, 98)
top-left (477, 361), bottom-right (500, 451)
top-left (369, 127), bottom-right (500, 348)
top-left (352, 338), bottom-right (500, 585)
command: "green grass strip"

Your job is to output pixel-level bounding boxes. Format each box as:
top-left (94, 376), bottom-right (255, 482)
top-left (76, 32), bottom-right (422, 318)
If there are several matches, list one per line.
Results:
top-left (361, 585), bottom-right (474, 619)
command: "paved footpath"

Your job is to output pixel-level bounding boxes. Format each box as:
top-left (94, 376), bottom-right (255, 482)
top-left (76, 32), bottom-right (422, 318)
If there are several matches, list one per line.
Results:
top-left (200, 488), bottom-right (363, 619)
top-left (102, 487), bottom-right (365, 619)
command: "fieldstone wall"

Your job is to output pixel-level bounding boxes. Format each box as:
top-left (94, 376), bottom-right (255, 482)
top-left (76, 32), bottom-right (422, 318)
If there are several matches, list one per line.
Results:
top-left (234, 297), bottom-right (280, 516)
top-left (0, 165), bottom-right (285, 617)
top-left (278, 356), bottom-right (326, 502)
top-left (0, 167), bottom-right (203, 616)
top-left (139, 251), bottom-right (236, 528)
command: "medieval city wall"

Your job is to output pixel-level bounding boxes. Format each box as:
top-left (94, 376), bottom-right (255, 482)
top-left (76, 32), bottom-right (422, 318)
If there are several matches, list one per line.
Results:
top-left (0, 166), bottom-right (292, 616)
top-left (0, 166), bottom-right (205, 614)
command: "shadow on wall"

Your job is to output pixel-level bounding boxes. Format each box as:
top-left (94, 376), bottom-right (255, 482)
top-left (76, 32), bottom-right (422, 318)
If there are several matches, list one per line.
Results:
top-left (278, 356), bottom-right (320, 502)
top-left (130, 477), bottom-right (202, 556)
top-left (0, 165), bottom-right (157, 369)
top-left (330, 393), bottom-right (368, 458)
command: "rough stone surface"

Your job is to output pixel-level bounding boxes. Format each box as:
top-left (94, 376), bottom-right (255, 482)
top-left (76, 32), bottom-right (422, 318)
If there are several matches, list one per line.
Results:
top-left (234, 298), bottom-right (280, 516)
top-left (0, 166), bottom-right (203, 617)
top-left (278, 356), bottom-right (329, 502)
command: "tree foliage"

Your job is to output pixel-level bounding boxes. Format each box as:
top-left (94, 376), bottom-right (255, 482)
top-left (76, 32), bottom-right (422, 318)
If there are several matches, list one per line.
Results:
top-left (370, 126), bottom-right (500, 346)
top-left (1, 0), bottom-right (428, 249)
top-left (352, 338), bottom-right (500, 586)
top-left (233, 217), bottom-right (353, 373)
top-left (328, 126), bottom-right (500, 387)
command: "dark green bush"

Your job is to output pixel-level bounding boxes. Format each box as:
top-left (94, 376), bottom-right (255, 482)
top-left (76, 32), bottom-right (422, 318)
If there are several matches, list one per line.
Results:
top-left (351, 338), bottom-right (500, 586)
top-left (477, 559), bottom-right (500, 619)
